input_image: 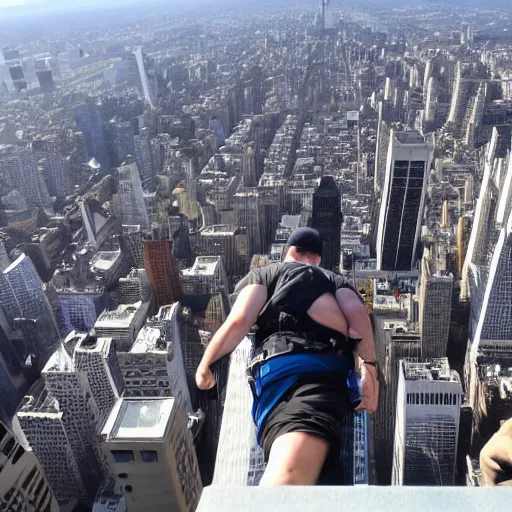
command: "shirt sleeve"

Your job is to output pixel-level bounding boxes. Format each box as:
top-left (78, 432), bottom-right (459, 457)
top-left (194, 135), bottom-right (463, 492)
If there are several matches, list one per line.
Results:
top-left (233, 268), bottom-right (266, 294)
top-left (332, 274), bottom-right (365, 303)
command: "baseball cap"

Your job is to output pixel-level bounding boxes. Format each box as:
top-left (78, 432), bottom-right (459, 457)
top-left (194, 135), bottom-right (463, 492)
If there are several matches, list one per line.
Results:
top-left (284, 227), bottom-right (323, 256)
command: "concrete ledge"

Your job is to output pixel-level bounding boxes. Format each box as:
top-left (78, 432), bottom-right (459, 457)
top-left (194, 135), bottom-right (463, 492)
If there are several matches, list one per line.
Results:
top-left (196, 485), bottom-right (512, 512)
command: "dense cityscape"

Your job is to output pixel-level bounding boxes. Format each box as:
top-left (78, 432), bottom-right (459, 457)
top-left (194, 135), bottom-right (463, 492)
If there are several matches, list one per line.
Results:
top-left (0, 0), bottom-right (511, 510)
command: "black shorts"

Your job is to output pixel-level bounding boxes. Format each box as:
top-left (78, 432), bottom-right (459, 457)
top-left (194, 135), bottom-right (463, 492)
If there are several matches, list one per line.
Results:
top-left (259, 380), bottom-right (351, 472)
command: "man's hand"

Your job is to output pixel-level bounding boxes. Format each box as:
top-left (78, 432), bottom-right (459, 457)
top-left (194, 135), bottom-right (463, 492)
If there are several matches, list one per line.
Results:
top-left (196, 364), bottom-right (216, 390)
top-left (353, 353), bottom-right (379, 414)
top-left (480, 418), bottom-right (512, 486)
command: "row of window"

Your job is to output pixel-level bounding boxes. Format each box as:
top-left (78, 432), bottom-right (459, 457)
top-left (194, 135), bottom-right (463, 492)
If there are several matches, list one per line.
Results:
top-left (406, 392), bottom-right (459, 406)
top-left (111, 449), bottom-right (158, 463)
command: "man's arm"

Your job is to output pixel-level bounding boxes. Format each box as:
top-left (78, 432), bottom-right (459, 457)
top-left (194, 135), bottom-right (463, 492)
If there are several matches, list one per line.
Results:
top-left (335, 287), bottom-right (376, 361)
top-left (336, 287), bottom-right (378, 413)
top-left (196, 283), bottom-right (268, 390)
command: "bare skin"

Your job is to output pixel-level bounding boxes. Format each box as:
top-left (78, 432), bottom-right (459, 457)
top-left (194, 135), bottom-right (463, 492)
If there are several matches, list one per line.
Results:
top-left (195, 247), bottom-right (377, 485)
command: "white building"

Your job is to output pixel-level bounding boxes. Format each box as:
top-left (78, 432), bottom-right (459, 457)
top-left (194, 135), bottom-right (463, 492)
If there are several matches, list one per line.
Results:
top-left (392, 359), bottom-right (462, 486)
top-left (101, 398), bottom-right (201, 512)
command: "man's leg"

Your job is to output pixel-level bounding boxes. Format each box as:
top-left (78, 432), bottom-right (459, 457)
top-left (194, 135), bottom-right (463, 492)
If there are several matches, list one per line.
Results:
top-left (259, 432), bottom-right (329, 486)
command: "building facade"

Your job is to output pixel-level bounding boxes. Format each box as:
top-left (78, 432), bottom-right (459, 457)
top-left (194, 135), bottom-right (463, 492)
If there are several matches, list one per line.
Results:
top-left (101, 398), bottom-right (201, 512)
top-left (392, 359), bottom-right (462, 486)
top-left (376, 131), bottom-right (434, 271)
top-left (312, 176), bottom-right (342, 272)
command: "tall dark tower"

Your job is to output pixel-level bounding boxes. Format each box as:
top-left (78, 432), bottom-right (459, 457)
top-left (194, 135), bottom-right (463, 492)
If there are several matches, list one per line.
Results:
top-left (312, 176), bottom-right (342, 272)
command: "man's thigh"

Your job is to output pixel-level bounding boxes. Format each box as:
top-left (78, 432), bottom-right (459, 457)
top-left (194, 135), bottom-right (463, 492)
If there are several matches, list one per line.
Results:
top-left (260, 431), bottom-right (330, 486)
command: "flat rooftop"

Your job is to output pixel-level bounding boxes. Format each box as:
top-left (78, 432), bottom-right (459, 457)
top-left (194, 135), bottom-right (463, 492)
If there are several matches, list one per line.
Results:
top-left (105, 398), bottom-right (175, 441)
top-left (183, 256), bottom-right (220, 276)
top-left (130, 326), bottom-right (164, 353)
top-left (95, 302), bottom-right (142, 327)
top-left (394, 131), bottom-right (425, 145)
top-left (403, 358), bottom-right (460, 383)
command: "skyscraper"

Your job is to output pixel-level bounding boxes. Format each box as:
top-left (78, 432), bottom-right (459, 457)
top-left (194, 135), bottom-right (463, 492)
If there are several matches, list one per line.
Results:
top-left (133, 47), bottom-right (154, 109)
top-left (418, 251), bottom-right (453, 360)
top-left (17, 384), bottom-right (89, 504)
top-left (392, 359), bottom-right (462, 486)
top-left (101, 398), bottom-right (201, 512)
top-left (312, 176), bottom-right (342, 272)
top-left (0, 309), bottom-right (26, 421)
top-left (41, 348), bottom-right (107, 498)
top-left (117, 162), bottom-right (150, 228)
top-left (0, 254), bottom-right (59, 370)
top-left (74, 102), bottom-right (111, 171)
top-left (376, 131), bottom-right (434, 271)
top-left (0, 419), bottom-right (59, 511)
top-left (232, 188), bottom-right (263, 256)
top-left (143, 239), bottom-right (182, 308)
top-left (134, 127), bottom-right (156, 190)
top-left (74, 335), bottom-right (125, 427)
top-left (38, 135), bottom-right (73, 198)
top-left (0, 144), bottom-right (51, 208)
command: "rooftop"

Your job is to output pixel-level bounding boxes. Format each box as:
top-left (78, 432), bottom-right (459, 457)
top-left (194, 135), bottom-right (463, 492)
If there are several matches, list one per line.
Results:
top-left (403, 358), bottom-right (460, 383)
top-left (201, 225), bottom-right (238, 236)
top-left (394, 131), bottom-right (426, 145)
top-left (95, 302), bottom-right (142, 328)
top-left (130, 326), bottom-right (166, 353)
top-left (182, 256), bottom-right (221, 276)
top-left (104, 398), bottom-right (175, 441)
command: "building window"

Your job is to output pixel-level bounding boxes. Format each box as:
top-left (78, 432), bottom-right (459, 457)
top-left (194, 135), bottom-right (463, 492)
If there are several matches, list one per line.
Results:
top-left (11, 445), bottom-right (25, 464)
top-left (2, 437), bottom-right (15, 456)
top-left (111, 450), bottom-right (134, 463)
top-left (140, 450), bottom-right (158, 463)
top-left (118, 473), bottom-right (128, 479)
top-left (22, 467), bottom-right (37, 490)
top-left (125, 485), bottom-right (133, 493)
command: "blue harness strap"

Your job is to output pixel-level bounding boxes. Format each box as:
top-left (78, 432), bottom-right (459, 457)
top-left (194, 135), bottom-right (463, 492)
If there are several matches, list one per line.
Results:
top-left (251, 353), bottom-right (360, 445)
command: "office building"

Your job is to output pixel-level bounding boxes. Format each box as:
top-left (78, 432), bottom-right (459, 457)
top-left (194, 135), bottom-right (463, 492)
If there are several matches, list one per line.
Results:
top-left (0, 311), bottom-right (26, 421)
top-left (134, 128), bottom-right (156, 190)
top-left (0, 254), bottom-right (59, 370)
top-left (107, 118), bottom-right (135, 168)
top-left (122, 225), bottom-right (145, 268)
top-left (418, 251), bottom-right (453, 360)
top-left (133, 47), bottom-right (154, 108)
top-left (232, 188), bottom-right (263, 256)
top-left (94, 301), bottom-right (148, 352)
top-left (193, 225), bottom-right (248, 280)
top-left (143, 239), bottom-right (182, 308)
top-left (312, 176), bottom-right (342, 272)
top-left (181, 256), bottom-right (229, 297)
top-left (18, 384), bottom-right (89, 504)
top-left (0, 420), bottom-right (59, 512)
top-left (36, 69), bottom-right (55, 93)
top-left (376, 131), bottom-right (434, 271)
top-left (74, 335), bottom-right (125, 427)
top-left (0, 144), bottom-right (51, 208)
top-left (117, 162), bottom-right (150, 228)
top-left (74, 102), bottom-right (111, 171)
top-left (37, 135), bottom-right (73, 198)
top-left (117, 268), bottom-right (154, 306)
top-left (101, 398), bottom-right (201, 512)
top-left (168, 210), bottom-right (192, 270)
top-left (117, 303), bottom-right (192, 414)
top-left (41, 348), bottom-right (107, 497)
top-left (392, 359), bottom-right (462, 486)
